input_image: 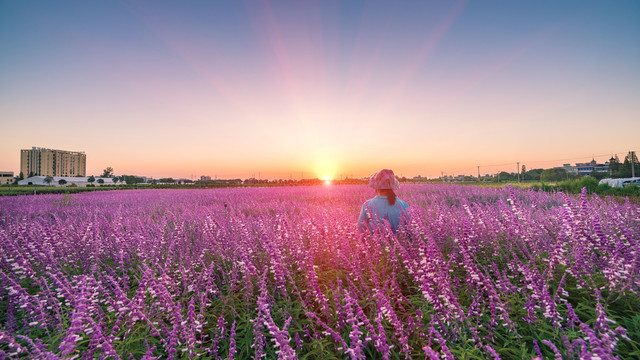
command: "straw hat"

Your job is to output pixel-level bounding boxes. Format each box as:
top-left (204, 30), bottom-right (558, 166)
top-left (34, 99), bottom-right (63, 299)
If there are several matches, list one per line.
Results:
top-left (368, 169), bottom-right (399, 190)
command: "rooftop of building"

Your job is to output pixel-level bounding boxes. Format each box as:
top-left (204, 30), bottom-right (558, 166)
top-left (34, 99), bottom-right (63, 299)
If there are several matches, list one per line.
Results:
top-left (23, 147), bottom-right (85, 154)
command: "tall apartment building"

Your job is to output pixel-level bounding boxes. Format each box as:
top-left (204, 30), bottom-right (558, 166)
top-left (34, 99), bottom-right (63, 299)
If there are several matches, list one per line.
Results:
top-left (20, 147), bottom-right (86, 177)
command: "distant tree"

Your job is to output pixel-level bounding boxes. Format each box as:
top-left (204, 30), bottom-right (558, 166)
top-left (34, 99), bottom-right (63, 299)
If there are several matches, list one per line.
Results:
top-left (102, 167), bottom-right (114, 178)
top-left (58, 179), bottom-right (67, 185)
top-left (123, 175), bottom-right (144, 185)
top-left (159, 178), bottom-right (175, 184)
top-left (18, 172), bottom-right (24, 180)
top-left (589, 171), bottom-right (608, 181)
top-left (44, 176), bottom-right (54, 185)
top-left (609, 155), bottom-right (621, 175)
top-left (619, 152), bottom-right (640, 178)
top-left (496, 171), bottom-right (515, 182)
top-left (88, 175), bottom-right (95, 184)
top-left (540, 168), bottom-right (569, 182)
top-left (523, 168), bottom-right (543, 181)
top-left (97, 179), bottom-right (104, 184)
top-left (112, 177), bottom-right (119, 184)
top-left (28, 171), bottom-right (35, 178)
top-left (521, 165), bottom-right (526, 175)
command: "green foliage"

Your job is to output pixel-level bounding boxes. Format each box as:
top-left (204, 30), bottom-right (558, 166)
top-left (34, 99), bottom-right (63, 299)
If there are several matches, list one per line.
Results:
top-left (557, 176), bottom-right (599, 194)
top-left (97, 178), bottom-right (104, 184)
top-left (618, 184), bottom-right (640, 197)
top-left (540, 168), bottom-right (570, 182)
top-left (0, 182), bottom-right (244, 197)
top-left (87, 175), bottom-right (95, 183)
top-left (58, 179), bottom-right (67, 185)
top-left (609, 155), bottom-right (622, 173)
top-left (122, 175), bottom-right (145, 185)
top-left (102, 167), bottom-right (114, 178)
top-left (522, 168), bottom-right (543, 181)
top-left (532, 176), bottom-right (640, 201)
top-left (608, 152), bottom-right (640, 178)
top-left (540, 176), bottom-right (640, 197)
top-left (589, 171), bottom-right (608, 180)
top-left (490, 171), bottom-right (524, 182)
top-left (497, 171), bottom-right (515, 181)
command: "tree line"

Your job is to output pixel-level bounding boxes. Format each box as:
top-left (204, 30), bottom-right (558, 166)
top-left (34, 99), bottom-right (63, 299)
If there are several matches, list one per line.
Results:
top-left (491, 153), bottom-right (639, 183)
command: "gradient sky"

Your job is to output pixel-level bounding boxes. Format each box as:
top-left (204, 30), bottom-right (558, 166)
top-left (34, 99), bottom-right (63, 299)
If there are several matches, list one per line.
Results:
top-left (1, 1), bottom-right (639, 180)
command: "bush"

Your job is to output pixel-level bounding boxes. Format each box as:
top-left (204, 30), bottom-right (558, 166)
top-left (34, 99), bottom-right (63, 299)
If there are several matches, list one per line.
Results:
top-left (589, 171), bottom-right (608, 180)
top-left (539, 177), bottom-right (640, 197)
top-left (595, 183), bottom-right (613, 195)
top-left (620, 184), bottom-right (640, 197)
top-left (557, 177), bottom-right (600, 194)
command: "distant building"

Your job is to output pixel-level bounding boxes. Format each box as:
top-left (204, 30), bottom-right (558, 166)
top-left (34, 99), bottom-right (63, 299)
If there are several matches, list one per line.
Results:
top-left (563, 159), bottom-right (609, 176)
top-left (200, 175), bottom-right (212, 181)
top-left (0, 171), bottom-right (14, 185)
top-left (21, 147), bottom-right (86, 177)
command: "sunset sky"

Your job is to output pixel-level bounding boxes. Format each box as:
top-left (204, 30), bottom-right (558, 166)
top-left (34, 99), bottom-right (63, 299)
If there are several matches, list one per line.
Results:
top-left (1, 1), bottom-right (639, 180)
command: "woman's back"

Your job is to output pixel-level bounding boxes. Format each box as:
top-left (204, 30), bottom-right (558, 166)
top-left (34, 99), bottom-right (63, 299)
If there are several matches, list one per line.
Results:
top-left (358, 195), bottom-right (409, 233)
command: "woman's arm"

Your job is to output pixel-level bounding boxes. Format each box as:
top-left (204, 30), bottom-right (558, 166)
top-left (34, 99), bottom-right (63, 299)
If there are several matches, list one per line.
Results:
top-left (357, 203), bottom-right (370, 233)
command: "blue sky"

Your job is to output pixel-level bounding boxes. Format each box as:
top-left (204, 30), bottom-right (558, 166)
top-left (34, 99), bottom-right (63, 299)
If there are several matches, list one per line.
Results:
top-left (1, 1), bottom-right (639, 179)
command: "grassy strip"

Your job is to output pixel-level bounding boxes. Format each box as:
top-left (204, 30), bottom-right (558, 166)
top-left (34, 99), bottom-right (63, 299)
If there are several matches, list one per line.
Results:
top-left (0, 184), bottom-right (246, 196)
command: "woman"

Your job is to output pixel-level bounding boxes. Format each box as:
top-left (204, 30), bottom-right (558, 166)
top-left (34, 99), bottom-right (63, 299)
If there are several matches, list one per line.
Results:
top-left (357, 169), bottom-right (410, 233)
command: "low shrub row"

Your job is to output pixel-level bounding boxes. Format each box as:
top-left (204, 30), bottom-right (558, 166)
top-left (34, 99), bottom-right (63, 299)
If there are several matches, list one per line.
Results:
top-left (532, 177), bottom-right (640, 197)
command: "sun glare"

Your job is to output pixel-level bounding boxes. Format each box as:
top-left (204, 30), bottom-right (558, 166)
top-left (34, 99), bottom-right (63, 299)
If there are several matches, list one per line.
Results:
top-left (322, 175), bottom-right (332, 185)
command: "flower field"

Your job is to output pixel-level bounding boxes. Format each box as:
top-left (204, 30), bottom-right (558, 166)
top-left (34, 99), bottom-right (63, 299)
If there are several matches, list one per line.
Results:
top-left (1, 184), bottom-right (639, 359)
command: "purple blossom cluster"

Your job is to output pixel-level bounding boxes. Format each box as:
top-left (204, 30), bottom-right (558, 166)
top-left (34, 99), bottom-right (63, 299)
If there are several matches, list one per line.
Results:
top-left (0, 184), bottom-right (638, 359)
